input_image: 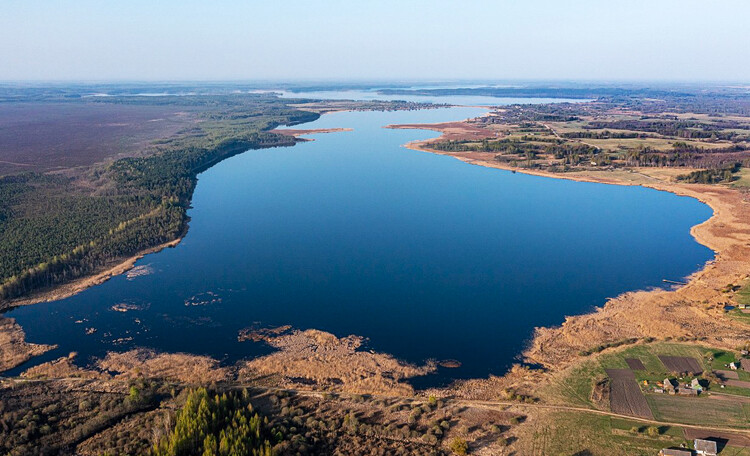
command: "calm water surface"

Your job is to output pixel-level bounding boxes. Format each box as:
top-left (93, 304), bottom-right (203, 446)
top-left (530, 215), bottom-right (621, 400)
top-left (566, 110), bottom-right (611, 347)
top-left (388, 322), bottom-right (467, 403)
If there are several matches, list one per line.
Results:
top-left (6, 101), bottom-right (713, 385)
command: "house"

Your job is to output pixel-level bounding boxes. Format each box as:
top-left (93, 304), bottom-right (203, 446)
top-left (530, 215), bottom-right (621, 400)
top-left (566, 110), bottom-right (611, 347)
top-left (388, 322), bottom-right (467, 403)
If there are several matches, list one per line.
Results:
top-left (695, 438), bottom-right (718, 456)
top-left (654, 388), bottom-right (665, 393)
top-left (677, 387), bottom-right (699, 396)
top-left (730, 362), bottom-right (739, 370)
top-left (691, 378), bottom-right (703, 392)
top-left (664, 378), bottom-right (677, 394)
top-left (659, 449), bottom-right (692, 456)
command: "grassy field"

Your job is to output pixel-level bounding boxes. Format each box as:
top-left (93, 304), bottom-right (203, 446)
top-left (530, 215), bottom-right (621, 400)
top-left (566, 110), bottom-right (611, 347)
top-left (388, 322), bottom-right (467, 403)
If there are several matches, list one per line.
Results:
top-left (726, 281), bottom-right (750, 326)
top-left (516, 410), bottom-right (692, 455)
top-left (735, 281), bottom-right (750, 306)
top-left (647, 394), bottom-right (750, 427)
top-left (517, 408), bottom-right (750, 455)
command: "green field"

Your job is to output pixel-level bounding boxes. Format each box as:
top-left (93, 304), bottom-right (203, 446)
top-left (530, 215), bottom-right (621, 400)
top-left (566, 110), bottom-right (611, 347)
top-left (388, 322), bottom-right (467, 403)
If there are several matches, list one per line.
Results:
top-left (647, 394), bottom-right (750, 427)
top-left (521, 411), bottom-right (692, 456)
top-left (731, 168), bottom-right (750, 188)
top-left (735, 281), bottom-right (750, 306)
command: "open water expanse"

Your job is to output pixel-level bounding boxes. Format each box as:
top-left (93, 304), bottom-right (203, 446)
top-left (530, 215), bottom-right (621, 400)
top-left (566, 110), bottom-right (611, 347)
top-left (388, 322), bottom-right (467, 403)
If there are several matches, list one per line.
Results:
top-left (7, 94), bottom-right (714, 385)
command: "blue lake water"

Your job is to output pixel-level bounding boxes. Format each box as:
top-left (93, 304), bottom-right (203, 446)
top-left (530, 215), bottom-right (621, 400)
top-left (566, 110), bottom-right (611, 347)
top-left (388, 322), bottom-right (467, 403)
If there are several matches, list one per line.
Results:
top-left (5, 101), bottom-right (713, 386)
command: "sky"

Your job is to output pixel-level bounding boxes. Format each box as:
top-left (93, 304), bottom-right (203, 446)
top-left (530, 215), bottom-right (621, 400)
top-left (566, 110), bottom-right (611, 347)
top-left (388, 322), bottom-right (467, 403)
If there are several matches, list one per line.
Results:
top-left (1, 0), bottom-right (749, 82)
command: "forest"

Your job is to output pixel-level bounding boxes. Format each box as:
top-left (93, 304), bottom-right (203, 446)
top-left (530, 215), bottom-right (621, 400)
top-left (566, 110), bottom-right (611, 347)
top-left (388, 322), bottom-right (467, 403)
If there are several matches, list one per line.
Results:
top-left (152, 388), bottom-right (275, 456)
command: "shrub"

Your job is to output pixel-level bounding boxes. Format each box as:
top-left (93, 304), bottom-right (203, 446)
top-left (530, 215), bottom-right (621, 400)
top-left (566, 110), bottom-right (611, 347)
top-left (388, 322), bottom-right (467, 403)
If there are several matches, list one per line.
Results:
top-left (449, 437), bottom-right (469, 455)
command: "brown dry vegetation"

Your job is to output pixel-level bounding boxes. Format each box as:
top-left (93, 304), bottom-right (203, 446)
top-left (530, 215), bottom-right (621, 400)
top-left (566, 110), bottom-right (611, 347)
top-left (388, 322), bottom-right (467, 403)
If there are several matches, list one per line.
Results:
top-left (22, 353), bottom-right (108, 380)
top-left (0, 316), bottom-right (54, 372)
top-left (240, 329), bottom-right (436, 396)
top-left (98, 348), bottom-right (231, 384)
top-left (18, 349), bottom-right (232, 386)
top-left (388, 121), bottom-right (497, 142)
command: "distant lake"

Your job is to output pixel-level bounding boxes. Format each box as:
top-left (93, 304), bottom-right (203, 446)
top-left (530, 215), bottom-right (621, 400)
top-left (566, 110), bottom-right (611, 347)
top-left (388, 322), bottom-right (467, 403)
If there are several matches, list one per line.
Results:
top-left (278, 87), bottom-right (590, 106)
top-left (5, 97), bottom-right (713, 386)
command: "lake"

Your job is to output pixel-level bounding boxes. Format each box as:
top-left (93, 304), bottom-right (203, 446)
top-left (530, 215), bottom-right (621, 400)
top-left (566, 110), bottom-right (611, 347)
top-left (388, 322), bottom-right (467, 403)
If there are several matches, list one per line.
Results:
top-left (5, 98), bottom-right (714, 386)
top-left (278, 87), bottom-right (590, 106)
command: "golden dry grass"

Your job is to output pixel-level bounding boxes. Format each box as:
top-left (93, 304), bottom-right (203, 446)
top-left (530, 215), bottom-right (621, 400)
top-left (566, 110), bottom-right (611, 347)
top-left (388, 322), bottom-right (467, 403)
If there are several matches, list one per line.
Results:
top-left (240, 329), bottom-right (435, 395)
top-left (0, 316), bottom-right (54, 371)
top-left (99, 348), bottom-right (231, 384)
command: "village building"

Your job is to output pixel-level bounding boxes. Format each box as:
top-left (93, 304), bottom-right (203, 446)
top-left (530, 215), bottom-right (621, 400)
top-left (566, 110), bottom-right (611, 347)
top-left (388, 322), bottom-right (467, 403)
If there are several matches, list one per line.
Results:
top-left (691, 378), bottom-right (703, 392)
top-left (694, 438), bottom-right (718, 456)
top-left (729, 362), bottom-right (739, 370)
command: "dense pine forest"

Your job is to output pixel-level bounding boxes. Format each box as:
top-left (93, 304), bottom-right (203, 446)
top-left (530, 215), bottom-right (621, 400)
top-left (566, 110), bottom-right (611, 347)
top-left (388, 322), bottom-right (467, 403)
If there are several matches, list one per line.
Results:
top-left (152, 388), bottom-right (275, 456)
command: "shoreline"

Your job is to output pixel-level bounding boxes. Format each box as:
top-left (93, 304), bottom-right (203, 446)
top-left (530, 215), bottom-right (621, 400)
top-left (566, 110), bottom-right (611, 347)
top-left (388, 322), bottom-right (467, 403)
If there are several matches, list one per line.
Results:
top-left (392, 121), bottom-right (750, 376)
top-left (5, 238), bottom-right (182, 309)
top-left (5, 107), bottom-right (750, 399)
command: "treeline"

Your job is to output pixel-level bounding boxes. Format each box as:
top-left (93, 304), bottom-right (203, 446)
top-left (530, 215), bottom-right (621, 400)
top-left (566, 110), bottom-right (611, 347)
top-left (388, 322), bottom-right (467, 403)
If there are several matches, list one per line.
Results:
top-left (562, 130), bottom-right (643, 139)
top-left (433, 138), bottom-right (602, 165)
top-left (621, 143), bottom-right (747, 169)
top-left (111, 133), bottom-right (296, 196)
top-left (676, 163), bottom-right (741, 184)
top-left (585, 119), bottom-right (749, 141)
top-left (0, 101), bottom-right (319, 303)
top-left (152, 388), bottom-right (274, 456)
top-left (433, 138), bottom-right (540, 154)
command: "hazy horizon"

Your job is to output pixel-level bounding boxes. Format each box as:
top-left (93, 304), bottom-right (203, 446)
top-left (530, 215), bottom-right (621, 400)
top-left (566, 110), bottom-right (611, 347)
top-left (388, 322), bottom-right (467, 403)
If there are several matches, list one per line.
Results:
top-left (2, 0), bottom-right (749, 82)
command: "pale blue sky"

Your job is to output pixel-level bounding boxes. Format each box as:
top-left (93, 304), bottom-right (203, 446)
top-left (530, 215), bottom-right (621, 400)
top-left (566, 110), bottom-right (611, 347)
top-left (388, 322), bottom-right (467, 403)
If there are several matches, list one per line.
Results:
top-left (1, 0), bottom-right (748, 81)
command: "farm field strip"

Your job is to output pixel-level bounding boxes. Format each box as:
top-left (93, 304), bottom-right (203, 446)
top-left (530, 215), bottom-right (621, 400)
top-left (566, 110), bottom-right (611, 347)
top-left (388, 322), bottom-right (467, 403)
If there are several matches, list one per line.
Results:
top-left (605, 369), bottom-right (654, 419)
